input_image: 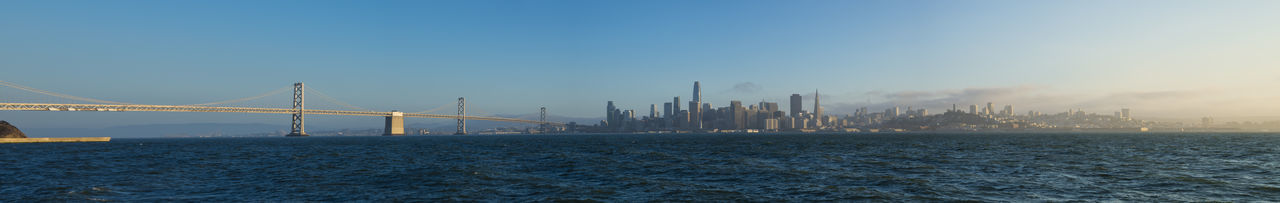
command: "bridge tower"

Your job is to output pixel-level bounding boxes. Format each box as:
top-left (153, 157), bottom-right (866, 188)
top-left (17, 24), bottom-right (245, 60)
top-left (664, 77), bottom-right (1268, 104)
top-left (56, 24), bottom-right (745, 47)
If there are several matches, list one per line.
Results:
top-left (286, 82), bottom-right (308, 137)
top-left (455, 97), bottom-right (466, 135)
top-left (540, 107), bottom-right (547, 133)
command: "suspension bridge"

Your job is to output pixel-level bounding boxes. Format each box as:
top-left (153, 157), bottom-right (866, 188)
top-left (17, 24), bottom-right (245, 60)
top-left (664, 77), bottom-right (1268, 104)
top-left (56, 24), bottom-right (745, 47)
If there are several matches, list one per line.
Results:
top-left (0, 81), bottom-right (562, 136)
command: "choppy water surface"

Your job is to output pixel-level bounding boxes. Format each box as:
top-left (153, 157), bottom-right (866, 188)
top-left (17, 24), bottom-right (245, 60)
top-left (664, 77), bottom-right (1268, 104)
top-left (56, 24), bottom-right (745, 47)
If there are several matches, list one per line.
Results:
top-left (2, 133), bottom-right (1279, 201)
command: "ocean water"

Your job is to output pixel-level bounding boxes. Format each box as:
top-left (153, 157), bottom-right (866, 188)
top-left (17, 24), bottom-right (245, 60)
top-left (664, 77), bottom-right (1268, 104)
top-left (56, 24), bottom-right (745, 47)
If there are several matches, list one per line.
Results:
top-left (2, 133), bottom-right (1279, 201)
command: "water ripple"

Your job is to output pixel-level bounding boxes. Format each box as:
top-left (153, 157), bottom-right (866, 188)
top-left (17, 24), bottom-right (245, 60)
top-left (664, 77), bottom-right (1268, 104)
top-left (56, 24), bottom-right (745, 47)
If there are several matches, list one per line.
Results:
top-left (1, 133), bottom-right (1279, 201)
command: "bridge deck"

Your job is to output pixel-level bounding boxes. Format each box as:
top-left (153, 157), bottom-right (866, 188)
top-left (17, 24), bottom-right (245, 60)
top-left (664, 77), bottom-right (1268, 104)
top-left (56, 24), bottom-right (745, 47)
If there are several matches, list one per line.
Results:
top-left (0, 103), bottom-right (561, 125)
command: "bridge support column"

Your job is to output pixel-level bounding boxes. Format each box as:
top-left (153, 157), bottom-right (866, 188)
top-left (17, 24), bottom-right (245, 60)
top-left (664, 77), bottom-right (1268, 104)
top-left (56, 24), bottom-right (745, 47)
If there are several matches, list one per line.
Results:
top-left (384, 111), bottom-right (404, 136)
top-left (286, 82), bottom-right (308, 137)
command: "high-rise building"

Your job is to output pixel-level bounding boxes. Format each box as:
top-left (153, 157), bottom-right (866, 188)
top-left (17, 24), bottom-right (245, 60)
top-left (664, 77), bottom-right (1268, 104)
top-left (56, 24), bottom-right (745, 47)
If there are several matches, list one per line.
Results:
top-left (814, 90), bottom-right (823, 127)
top-left (650, 104), bottom-right (659, 119)
top-left (1121, 108), bottom-right (1131, 119)
top-left (969, 104), bottom-right (979, 114)
top-left (676, 110), bottom-right (689, 128)
top-left (760, 102), bottom-right (779, 119)
top-left (606, 101), bottom-right (616, 127)
top-left (758, 101), bottom-right (777, 112)
top-left (985, 102), bottom-right (994, 116)
top-left (731, 101), bottom-right (745, 129)
top-left (663, 102), bottom-right (673, 118)
top-left (614, 109), bottom-right (622, 123)
top-left (689, 101), bottom-right (700, 128)
top-left (692, 81), bottom-right (703, 129)
top-left (672, 96), bottom-right (681, 114)
top-left (790, 94), bottom-right (803, 117)
top-left (1003, 105), bottom-right (1014, 116)
top-left (672, 96), bottom-right (683, 126)
top-left (663, 102), bottom-right (673, 128)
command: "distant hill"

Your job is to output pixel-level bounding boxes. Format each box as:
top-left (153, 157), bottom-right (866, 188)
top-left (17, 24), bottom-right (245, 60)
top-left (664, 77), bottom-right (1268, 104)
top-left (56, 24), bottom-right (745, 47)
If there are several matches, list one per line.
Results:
top-left (407, 114), bottom-right (602, 134)
top-left (23, 123), bottom-right (287, 138)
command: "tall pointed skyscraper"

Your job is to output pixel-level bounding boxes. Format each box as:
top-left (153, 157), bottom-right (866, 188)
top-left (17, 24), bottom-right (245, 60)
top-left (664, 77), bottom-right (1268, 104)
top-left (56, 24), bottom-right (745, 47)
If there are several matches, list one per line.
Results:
top-left (692, 81), bottom-right (702, 129)
top-left (814, 90), bottom-right (823, 127)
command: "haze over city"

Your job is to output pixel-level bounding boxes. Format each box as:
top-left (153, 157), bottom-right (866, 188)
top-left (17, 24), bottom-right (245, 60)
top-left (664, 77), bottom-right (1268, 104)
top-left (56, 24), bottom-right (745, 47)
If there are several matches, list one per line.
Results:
top-left (2, 0), bottom-right (1278, 129)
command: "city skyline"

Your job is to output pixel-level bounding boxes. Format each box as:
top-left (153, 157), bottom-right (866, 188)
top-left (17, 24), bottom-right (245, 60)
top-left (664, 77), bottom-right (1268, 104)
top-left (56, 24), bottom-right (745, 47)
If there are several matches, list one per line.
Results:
top-left (597, 80), bottom-right (1236, 133)
top-left (2, 1), bottom-right (1279, 128)
top-left (4, 1), bottom-right (1278, 202)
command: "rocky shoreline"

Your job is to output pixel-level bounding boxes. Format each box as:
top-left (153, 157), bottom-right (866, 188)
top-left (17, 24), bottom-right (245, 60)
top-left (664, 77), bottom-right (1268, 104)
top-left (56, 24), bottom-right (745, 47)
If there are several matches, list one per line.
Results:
top-left (0, 120), bottom-right (27, 138)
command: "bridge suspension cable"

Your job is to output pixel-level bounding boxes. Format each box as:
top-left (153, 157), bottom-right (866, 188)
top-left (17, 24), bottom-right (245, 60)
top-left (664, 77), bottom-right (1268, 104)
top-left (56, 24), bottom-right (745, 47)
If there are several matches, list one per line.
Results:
top-left (468, 108), bottom-right (492, 116)
top-left (411, 102), bottom-right (456, 114)
top-left (186, 86), bottom-right (292, 106)
top-left (0, 80), bottom-right (131, 105)
top-left (305, 86), bottom-right (372, 112)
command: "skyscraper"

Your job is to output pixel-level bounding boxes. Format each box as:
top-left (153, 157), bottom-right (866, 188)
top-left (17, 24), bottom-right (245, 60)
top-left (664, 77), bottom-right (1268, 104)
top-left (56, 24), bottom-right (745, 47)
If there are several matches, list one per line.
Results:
top-left (606, 101), bottom-right (616, 127)
top-left (790, 94), bottom-right (802, 118)
top-left (689, 101), bottom-right (699, 128)
top-left (663, 102), bottom-right (674, 128)
top-left (1121, 108), bottom-right (1131, 119)
top-left (692, 81), bottom-right (703, 129)
top-left (731, 101), bottom-right (745, 129)
top-left (650, 104), bottom-right (659, 118)
top-left (703, 102), bottom-right (714, 128)
top-left (969, 104), bottom-right (978, 114)
top-left (673, 96), bottom-right (682, 127)
top-left (760, 102), bottom-right (779, 115)
top-left (986, 102), bottom-right (994, 116)
top-left (814, 90), bottom-right (822, 127)
top-left (663, 102), bottom-right (673, 118)
top-left (672, 96), bottom-right (681, 115)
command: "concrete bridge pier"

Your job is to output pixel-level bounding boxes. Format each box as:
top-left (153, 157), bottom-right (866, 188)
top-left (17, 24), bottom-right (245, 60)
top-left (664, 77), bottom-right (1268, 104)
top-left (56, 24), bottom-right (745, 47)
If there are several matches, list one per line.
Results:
top-left (384, 111), bottom-right (404, 136)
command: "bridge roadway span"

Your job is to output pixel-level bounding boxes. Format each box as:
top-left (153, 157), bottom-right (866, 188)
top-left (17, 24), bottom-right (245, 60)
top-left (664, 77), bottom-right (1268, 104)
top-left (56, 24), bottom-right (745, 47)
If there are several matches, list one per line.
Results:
top-left (0, 102), bottom-right (562, 126)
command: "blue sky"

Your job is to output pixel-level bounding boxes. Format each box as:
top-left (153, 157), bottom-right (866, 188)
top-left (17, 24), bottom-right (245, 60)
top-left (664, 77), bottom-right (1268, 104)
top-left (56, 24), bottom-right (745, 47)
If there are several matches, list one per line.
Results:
top-left (2, 0), bottom-right (1279, 128)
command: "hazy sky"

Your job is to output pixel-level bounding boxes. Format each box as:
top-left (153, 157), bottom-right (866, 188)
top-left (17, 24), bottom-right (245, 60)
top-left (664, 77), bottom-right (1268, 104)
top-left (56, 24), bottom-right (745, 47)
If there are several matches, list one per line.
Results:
top-left (2, 0), bottom-right (1278, 128)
